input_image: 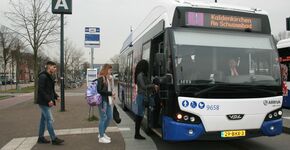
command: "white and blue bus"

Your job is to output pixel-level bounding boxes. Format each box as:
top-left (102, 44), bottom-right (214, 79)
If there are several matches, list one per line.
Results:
top-left (277, 38), bottom-right (290, 108)
top-left (119, 0), bottom-right (283, 141)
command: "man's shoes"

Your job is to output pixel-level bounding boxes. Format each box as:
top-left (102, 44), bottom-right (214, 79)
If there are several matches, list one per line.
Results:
top-left (52, 137), bottom-right (64, 145)
top-left (134, 134), bottom-right (146, 140)
top-left (37, 136), bottom-right (50, 144)
top-left (98, 137), bottom-right (111, 143)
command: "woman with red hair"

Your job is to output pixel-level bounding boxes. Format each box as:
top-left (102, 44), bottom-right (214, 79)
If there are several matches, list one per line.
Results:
top-left (97, 64), bottom-right (116, 143)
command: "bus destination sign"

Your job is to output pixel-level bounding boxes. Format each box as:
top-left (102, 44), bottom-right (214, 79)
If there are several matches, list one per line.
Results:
top-left (185, 12), bottom-right (262, 32)
top-left (279, 56), bottom-right (290, 63)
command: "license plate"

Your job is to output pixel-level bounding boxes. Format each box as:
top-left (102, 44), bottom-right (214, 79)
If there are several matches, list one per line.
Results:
top-left (221, 130), bottom-right (246, 138)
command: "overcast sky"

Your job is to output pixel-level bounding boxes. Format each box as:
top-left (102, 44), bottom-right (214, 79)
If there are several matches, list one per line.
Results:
top-left (0, 0), bottom-right (290, 64)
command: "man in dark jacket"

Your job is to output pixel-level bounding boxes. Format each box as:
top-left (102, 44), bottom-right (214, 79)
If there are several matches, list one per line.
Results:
top-left (37, 61), bottom-right (64, 145)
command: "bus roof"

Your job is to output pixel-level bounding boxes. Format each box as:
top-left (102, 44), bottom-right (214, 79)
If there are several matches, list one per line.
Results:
top-left (277, 38), bottom-right (290, 49)
top-left (121, 0), bottom-right (269, 51)
top-left (170, 0), bottom-right (268, 14)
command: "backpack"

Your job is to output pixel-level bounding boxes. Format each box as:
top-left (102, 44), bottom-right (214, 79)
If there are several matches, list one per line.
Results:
top-left (86, 80), bottom-right (102, 106)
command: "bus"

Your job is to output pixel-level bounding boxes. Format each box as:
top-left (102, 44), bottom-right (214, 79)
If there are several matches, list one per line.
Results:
top-left (277, 38), bottom-right (290, 108)
top-left (118, 0), bottom-right (283, 141)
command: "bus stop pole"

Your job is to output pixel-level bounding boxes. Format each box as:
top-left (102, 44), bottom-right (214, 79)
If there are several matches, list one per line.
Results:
top-left (60, 13), bottom-right (65, 112)
top-left (91, 48), bottom-right (94, 68)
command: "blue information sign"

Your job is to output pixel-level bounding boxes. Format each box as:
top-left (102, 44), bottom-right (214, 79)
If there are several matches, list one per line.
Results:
top-left (84, 27), bottom-right (100, 48)
top-left (85, 34), bottom-right (100, 41)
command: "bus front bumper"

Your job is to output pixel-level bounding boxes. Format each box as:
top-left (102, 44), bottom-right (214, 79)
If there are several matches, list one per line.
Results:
top-left (261, 119), bottom-right (283, 136)
top-left (162, 117), bottom-right (282, 141)
top-left (163, 116), bottom-right (205, 141)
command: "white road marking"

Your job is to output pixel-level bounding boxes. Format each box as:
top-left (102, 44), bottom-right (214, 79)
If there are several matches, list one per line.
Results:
top-left (283, 117), bottom-right (290, 120)
top-left (16, 137), bottom-right (38, 150)
top-left (1, 138), bottom-right (26, 150)
top-left (1, 127), bottom-right (130, 150)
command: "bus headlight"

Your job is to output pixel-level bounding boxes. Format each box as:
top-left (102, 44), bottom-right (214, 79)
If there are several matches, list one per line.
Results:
top-left (265, 108), bottom-right (283, 121)
top-left (175, 112), bottom-right (201, 124)
top-left (278, 111), bottom-right (283, 116)
top-left (177, 114), bottom-right (182, 120)
top-left (183, 115), bottom-right (189, 121)
top-left (190, 117), bottom-right (195, 122)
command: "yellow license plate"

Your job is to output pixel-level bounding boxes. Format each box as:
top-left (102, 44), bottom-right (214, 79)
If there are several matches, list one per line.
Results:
top-left (221, 130), bottom-right (246, 138)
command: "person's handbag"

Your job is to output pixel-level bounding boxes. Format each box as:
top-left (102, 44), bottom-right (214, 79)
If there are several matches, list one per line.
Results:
top-left (113, 105), bottom-right (121, 124)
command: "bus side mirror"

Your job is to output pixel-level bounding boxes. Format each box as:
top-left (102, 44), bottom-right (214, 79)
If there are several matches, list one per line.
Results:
top-left (154, 53), bottom-right (166, 76)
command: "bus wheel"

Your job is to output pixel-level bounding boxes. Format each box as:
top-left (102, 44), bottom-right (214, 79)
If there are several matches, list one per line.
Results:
top-left (121, 91), bottom-right (127, 111)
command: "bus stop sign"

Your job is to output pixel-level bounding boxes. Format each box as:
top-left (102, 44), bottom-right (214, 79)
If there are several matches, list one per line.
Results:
top-left (52, 0), bottom-right (72, 14)
top-left (85, 27), bottom-right (100, 48)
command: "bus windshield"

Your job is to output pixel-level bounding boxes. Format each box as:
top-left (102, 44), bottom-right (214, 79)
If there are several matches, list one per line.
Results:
top-left (173, 29), bottom-right (280, 86)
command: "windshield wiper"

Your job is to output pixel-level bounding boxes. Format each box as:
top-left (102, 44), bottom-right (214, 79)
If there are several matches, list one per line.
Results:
top-left (194, 84), bottom-right (225, 97)
top-left (181, 85), bottom-right (199, 91)
top-left (193, 84), bottom-right (279, 97)
top-left (245, 85), bottom-right (279, 95)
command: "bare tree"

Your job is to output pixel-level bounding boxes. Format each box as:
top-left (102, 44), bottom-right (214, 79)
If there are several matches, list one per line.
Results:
top-left (0, 25), bottom-right (17, 89)
top-left (110, 54), bottom-right (119, 65)
top-left (82, 61), bottom-right (90, 84)
top-left (38, 50), bottom-right (51, 72)
top-left (82, 62), bottom-right (90, 74)
top-left (54, 39), bottom-right (84, 87)
top-left (10, 38), bottom-right (25, 90)
top-left (20, 52), bottom-right (34, 82)
top-left (70, 49), bottom-right (85, 80)
top-left (6, 0), bottom-right (60, 103)
top-left (110, 54), bottom-right (119, 74)
top-left (64, 39), bottom-right (76, 74)
top-left (65, 41), bottom-right (85, 79)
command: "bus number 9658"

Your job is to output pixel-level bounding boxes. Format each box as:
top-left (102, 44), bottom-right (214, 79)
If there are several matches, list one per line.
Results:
top-left (206, 105), bottom-right (220, 111)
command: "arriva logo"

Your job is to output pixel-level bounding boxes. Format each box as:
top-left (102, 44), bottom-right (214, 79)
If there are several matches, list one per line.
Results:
top-left (263, 100), bottom-right (281, 106)
top-left (226, 114), bottom-right (244, 120)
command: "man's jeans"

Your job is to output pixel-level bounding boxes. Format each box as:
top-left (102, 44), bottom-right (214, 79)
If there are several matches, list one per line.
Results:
top-left (98, 100), bottom-right (112, 137)
top-left (38, 105), bottom-right (56, 140)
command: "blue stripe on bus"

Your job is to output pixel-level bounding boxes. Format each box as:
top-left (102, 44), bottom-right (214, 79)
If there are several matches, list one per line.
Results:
top-left (162, 116), bottom-right (205, 141)
top-left (261, 119), bottom-right (283, 136)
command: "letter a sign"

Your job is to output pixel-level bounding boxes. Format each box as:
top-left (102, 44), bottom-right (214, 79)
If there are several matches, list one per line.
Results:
top-left (52, 0), bottom-right (72, 14)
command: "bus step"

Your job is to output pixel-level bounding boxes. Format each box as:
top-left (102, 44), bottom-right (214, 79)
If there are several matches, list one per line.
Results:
top-left (151, 128), bottom-right (162, 138)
